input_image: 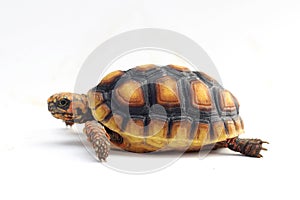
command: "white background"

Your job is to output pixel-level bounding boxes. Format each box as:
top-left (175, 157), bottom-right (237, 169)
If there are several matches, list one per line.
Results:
top-left (0, 0), bottom-right (299, 199)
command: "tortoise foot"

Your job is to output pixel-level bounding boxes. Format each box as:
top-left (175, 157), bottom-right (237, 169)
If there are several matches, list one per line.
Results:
top-left (84, 121), bottom-right (111, 162)
top-left (227, 138), bottom-right (268, 158)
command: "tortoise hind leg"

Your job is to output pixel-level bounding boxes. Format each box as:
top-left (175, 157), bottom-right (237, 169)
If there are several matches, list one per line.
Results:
top-left (83, 121), bottom-right (110, 162)
top-left (226, 137), bottom-right (268, 158)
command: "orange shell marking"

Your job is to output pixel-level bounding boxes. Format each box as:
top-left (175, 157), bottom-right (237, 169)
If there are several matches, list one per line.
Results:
top-left (225, 119), bottom-right (239, 138)
top-left (168, 120), bottom-right (192, 148)
top-left (95, 103), bottom-right (111, 121)
top-left (190, 80), bottom-right (212, 111)
top-left (100, 70), bottom-right (124, 85)
top-left (233, 117), bottom-right (244, 134)
top-left (145, 119), bottom-right (168, 148)
top-left (135, 64), bottom-right (156, 71)
top-left (115, 80), bottom-right (145, 107)
top-left (168, 64), bottom-right (190, 71)
top-left (156, 76), bottom-right (180, 106)
top-left (219, 90), bottom-right (236, 112)
top-left (188, 122), bottom-right (210, 151)
top-left (212, 121), bottom-right (228, 142)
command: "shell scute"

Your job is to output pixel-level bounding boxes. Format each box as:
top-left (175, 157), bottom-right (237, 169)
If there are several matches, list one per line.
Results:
top-left (156, 76), bottom-right (180, 107)
top-left (100, 70), bottom-right (124, 85)
top-left (115, 79), bottom-right (145, 107)
top-left (219, 90), bottom-right (236, 112)
top-left (190, 80), bottom-right (213, 111)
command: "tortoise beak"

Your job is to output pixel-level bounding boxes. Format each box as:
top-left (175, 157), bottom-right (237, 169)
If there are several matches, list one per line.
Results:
top-left (48, 102), bottom-right (56, 113)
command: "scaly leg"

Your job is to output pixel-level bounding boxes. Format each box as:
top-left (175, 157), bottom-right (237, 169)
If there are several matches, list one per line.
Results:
top-left (226, 137), bottom-right (268, 158)
top-left (83, 121), bottom-right (110, 162)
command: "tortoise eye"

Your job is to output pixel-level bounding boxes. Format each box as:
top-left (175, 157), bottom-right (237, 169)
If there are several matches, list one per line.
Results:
top-left (58, 98), bottom-right (70, 108)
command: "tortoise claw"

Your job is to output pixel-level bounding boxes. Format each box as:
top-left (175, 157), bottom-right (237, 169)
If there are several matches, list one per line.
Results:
top-left (261, 147), bottom-right (268, 151)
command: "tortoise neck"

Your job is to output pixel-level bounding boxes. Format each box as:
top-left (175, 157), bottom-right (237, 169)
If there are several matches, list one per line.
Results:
top-left (71, 94), bottom-right (94, 124)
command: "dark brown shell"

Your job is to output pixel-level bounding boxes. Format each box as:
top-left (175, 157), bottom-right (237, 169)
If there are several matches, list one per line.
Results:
top-left (87, 64), bottom-right (244, 152)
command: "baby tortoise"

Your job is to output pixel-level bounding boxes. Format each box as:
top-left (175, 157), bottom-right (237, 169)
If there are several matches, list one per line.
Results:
top-left (48, 64), bottom-right (268, 161)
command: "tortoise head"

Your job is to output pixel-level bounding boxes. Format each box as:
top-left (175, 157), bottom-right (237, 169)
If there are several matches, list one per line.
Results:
top-left (47, 92), bottom-right (94, 126)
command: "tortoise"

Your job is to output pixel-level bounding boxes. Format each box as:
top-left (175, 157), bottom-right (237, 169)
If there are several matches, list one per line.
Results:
top-left (48, 64), bottom-right (268, 161)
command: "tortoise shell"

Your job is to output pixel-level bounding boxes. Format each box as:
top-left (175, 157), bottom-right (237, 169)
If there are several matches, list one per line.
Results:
top-left (87, 64), bottom-right (244, 152)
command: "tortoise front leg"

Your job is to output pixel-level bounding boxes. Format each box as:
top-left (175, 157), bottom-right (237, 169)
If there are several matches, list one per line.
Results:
top-left (83, 121), bottom-right (110, 162)
top-left (226, 137), bottom-right (268, 158)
